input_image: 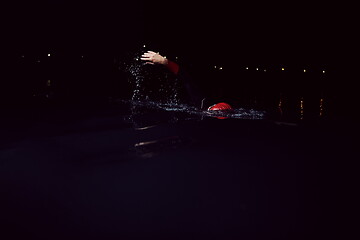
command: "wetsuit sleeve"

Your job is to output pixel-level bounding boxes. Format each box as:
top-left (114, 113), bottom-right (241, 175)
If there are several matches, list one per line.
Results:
top-left (165, 59), bottom-right (180, 75)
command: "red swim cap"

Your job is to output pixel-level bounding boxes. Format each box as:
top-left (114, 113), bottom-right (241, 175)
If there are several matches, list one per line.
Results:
top-left (207, 102), bottom-right (233, 111)
top-left (207, 102), bottom-right (233, 119)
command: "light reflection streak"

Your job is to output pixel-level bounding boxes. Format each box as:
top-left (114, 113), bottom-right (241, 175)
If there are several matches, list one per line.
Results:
top-left (319, 98), bottom-right (324, 116)
top-left (300, 98), bottom-right (304, 120)
top-left (134, 125), bottom-right (158, 131)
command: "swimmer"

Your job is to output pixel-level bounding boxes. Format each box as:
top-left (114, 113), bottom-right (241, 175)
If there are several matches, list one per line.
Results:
top-left (140, 51), bottom-right (232, 112)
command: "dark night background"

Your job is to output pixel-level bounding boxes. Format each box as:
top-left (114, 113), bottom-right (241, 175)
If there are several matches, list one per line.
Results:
top-left (0, 2), bottom-right (359, 240)
top-left (1, 0), bottom-right (357, 118)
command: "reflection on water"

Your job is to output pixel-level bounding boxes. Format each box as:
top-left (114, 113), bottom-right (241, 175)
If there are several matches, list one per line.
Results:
top-left (320, 98), bottom-right (324, 117)
top-left (276, 95), bottom-right (326, 121)
top-left (278, 97), bottom-right (283, 117)
top-left (300, 97), bottom-right (304, 120)
top-left (134, 136), bottom-right (182, 159)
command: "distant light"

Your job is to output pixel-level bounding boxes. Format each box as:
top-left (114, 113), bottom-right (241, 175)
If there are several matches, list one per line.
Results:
top-left (245, 67), bottom-right (249, 70)
top-left (175, 57), bottom-right (178, 60)
top-left (47, 53), bottom-right (51, 57)
top-left (304, 69), bottom-right (306, 72)
top-left (214, 66), bottom-right (217, 69)
top-left (219, 67), bottom-right (223, 70)
top-left (281, 68), bottom-right (285, 71)
top-left (264, 69), bottom-right (267, 72)
top-left (256, 68), bottom-right (259, 71)
top-left (46, 80), bottom-right (51, 87)
top-left (81, 55), bottom-right (84, 58)
top-left (323, 70), bottom-right (326, 73)
top-left (21, 55), bottom-right (25, 58)
top-left (143, 45), bottom-right (146, 48)
top-left (36, 60), bottom-right (40, 63)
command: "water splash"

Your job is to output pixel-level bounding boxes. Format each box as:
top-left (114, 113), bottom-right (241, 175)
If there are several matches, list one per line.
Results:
top-left (121, 99), bottom-right (266, 120)
top-left (118, 49), bottom-right (265, 120)
top-left (122, 50), bottom-right (181, 104)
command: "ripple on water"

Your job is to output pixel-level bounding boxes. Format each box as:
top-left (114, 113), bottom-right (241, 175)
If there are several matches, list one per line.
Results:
top-left (121, 100), bottom-right (266, 120)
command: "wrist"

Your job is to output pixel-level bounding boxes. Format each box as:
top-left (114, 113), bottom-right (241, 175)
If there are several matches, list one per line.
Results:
top-left (162, 57), bottom-right (169, 65)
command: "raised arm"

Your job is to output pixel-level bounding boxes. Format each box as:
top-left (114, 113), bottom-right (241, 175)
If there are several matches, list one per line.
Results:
top-left (141, 51), bottom-right (180, 75)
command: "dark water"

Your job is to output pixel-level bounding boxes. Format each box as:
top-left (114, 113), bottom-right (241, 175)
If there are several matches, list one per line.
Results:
top-left (0, 98), bottom-right (357, 240)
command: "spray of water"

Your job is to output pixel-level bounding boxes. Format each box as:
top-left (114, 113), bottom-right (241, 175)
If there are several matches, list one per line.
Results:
top-left (118, 47), bottom-right (266, 120)
top-left (121, 48), bottom-right (180, 105)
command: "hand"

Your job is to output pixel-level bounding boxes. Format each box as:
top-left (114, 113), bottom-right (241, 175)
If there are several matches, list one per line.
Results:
top-left (140, 51), bottom-right (168, 65)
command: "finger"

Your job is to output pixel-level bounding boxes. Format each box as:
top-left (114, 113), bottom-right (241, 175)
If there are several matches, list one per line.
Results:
top-left (140, 57), bottom-right (152, 61)
top-left (147, 51), bottom-right (157, 54)
top-left (142, 53), bottom-right (154, 57)
top-left (144, 62), bottom-right (155, 65)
